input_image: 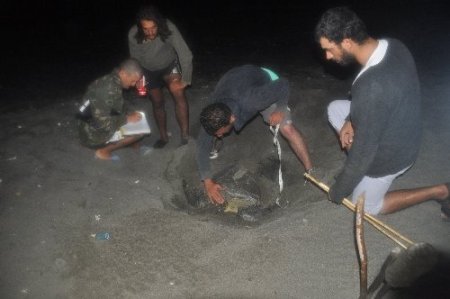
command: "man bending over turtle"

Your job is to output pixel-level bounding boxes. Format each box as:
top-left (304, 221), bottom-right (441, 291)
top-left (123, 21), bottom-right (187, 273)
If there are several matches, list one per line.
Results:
top-left (197, 64), bottom-right (313, 204)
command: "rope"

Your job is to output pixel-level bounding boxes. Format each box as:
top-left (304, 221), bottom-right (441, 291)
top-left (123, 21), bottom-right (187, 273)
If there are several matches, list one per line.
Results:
top-left (270, 124), bottom-right (285, 207)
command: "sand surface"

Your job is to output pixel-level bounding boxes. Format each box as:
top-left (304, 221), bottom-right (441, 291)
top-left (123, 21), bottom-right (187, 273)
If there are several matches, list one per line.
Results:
top-left (1, 3), bottom-right (450, 298)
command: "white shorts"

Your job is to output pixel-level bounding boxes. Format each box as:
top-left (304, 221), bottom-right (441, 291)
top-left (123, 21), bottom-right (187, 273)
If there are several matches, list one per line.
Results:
top-left (327, 99), bottom-right (410, 215)
top-left (260, 103), bottom-right (292, 127)
top-left (327, 99), bottom-right (351, 132)
top-left (352, 166), bottom-right (410, 214)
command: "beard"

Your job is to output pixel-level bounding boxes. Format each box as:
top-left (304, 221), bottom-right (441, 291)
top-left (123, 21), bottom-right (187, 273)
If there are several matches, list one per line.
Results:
top-left (337, 49), bottom-right (357, 66)
top-left (145, 34), bottom-right (157, 40)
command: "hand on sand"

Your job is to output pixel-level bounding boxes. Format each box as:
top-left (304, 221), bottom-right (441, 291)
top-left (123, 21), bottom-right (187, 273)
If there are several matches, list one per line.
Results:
top-left (304, 167), bottom-right (333, 187)
top-left (203, 179), bottom-right (225, 205)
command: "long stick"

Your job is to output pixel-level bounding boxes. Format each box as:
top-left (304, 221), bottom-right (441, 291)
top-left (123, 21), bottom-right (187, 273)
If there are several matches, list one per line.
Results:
top-left (304, 173), bottom-right (414, 249)
top-left (356, 195), bottom-right (368, 299)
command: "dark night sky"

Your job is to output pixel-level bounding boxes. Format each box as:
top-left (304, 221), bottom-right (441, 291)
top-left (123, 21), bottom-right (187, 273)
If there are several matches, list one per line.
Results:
top-left (0, 0), bottom-right (447, 110)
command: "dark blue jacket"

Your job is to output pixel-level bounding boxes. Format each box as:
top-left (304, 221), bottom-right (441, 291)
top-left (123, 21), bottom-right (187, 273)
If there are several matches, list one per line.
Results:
top-left (196, 64), bottom-right (289, 180)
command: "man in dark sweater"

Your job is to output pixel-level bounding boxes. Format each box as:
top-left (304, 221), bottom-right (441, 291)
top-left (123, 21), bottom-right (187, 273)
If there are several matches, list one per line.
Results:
top-left (315, 7), bottom-right (449, 217)
top-left (197, 65), bottom-right (313, 204)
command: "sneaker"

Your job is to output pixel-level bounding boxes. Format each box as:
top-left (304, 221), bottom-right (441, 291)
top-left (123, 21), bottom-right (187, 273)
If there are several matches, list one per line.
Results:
top-left (180, 137), bottom-right (189, 146)
top-left (153, 139), bottom-right (168, 149)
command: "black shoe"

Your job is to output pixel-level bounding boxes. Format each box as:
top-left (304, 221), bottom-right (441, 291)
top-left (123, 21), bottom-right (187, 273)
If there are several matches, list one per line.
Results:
top-left (180, 137), bottom-right (189, 146)
top-left (153, 139), bottom-right (168, 149)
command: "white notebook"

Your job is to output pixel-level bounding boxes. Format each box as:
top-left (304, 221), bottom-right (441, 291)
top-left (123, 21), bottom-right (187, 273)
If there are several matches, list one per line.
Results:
top-left (120, 111), bottom-right (151, 135)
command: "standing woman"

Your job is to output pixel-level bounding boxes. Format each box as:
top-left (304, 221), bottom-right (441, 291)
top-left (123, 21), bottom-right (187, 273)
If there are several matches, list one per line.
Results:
top-left (129, 5), bottom-right (193, 148)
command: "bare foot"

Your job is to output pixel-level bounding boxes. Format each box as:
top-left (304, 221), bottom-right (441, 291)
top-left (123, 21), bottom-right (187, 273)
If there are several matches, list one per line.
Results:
top-left (436, 183), bottom-right (449, 201)
top-left (95, 149), bottom-right (112, 160)
top-left (440, 183), bottom-right (450, 221)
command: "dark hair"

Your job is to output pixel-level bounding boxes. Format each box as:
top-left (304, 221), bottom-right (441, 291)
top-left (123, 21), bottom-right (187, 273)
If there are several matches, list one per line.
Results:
top-left (135, 5), bottom-right (172, 43)
top-left (315, 6), bottom-right (369, 44)
top-left (200, 103), bottom-right (232, 135)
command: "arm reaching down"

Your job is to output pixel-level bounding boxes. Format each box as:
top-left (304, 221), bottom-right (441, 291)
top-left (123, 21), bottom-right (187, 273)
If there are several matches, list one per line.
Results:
top-left (203, 179), bottom-right (225, 205)
top-left (196, 127), bottom-right (226, 205)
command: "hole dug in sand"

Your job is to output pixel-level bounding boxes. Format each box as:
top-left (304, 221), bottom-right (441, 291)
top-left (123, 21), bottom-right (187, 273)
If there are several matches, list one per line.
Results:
top-left (167, 143), bottom-right (313, 225)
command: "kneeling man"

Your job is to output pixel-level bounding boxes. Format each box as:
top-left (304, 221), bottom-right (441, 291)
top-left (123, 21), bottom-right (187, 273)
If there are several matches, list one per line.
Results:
top-left (78, 59), bottom-right (148, 160)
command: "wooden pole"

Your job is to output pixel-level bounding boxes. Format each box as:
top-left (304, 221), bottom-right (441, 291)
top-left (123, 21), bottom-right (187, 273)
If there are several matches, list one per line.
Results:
top-left (304, 173), bottom-right (414, 249)
top-left (356, 195), bottom-right (368, 299)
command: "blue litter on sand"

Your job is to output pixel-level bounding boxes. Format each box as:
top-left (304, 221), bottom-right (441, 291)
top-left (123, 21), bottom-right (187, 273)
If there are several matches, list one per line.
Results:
top-left (95, 232), bottom-right (111, 240)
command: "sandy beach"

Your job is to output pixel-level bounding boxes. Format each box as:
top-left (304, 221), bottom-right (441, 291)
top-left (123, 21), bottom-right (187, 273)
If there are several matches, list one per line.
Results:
top-left (1, 1), bottom-right (450, 298)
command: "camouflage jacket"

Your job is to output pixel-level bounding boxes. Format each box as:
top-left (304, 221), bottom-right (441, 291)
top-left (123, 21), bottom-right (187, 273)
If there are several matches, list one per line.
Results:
top-left (78, 71), bottom-right (127, 147)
